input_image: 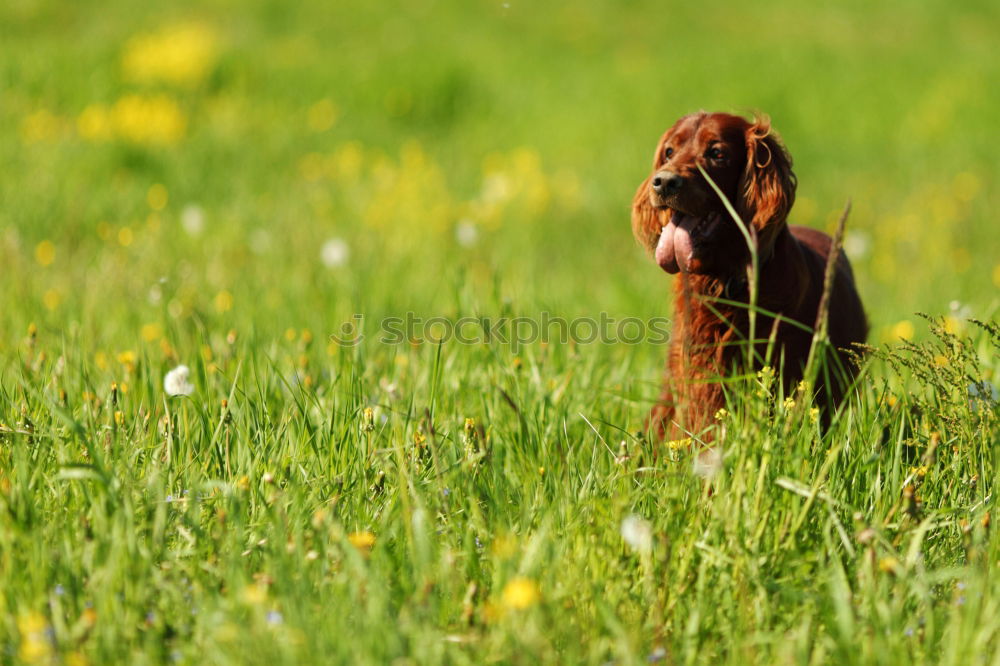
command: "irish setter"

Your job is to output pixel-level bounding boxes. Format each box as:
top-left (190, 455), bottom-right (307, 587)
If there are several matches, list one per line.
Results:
top-left (631, 111), bottom-right (867, 442)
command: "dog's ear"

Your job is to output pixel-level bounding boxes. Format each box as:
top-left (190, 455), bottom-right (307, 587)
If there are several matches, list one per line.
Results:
top-left (738, 115), bottom-right (796, 240)
top-left (632, 133), bottom-right (671, 252)
top-left (632, 174), bottom-right (668, 251)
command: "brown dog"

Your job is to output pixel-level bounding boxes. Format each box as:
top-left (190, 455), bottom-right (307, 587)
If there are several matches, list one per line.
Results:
top-left (631, 111), bottom-right (867, 441)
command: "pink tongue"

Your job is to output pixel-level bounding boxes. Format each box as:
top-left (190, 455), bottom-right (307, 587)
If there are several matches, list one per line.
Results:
top-left (655, 214), bottom-right (697, 274)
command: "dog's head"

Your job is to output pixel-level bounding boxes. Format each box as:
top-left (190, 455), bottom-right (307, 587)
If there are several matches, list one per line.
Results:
top-left (631, 111), bottom-right (796, 276)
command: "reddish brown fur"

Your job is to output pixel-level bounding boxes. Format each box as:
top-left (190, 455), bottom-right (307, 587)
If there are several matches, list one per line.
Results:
top-left (631, 111), bottom-right (867, 440)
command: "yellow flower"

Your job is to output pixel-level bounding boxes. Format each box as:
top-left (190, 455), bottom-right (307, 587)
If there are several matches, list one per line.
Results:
top-left (889, 320), bottom-right (915, 342)
top-left (17, 611), bottom-right (52, 664)
top-left (910, 465), bottom-right (929, 478)
top-left (117, 226), bottom-right (134, 247)
top-left (782, 397), bottom-right (796, 410)
top-left (122, 22), bottom-right (219, 86)
top-left (66, 651), bottom-right (89, 666)
top-left (491, 534), bottom-right (518, 560)
top-left (77, 104), bottom-right (113, 141)
top-left (111, 94), bottom-right (187, 146)
top-left (43, 289), bottom-right (61, 311)
top-left (809, 407), bottom-right (820, 423)
top-left (141, 323), bottom-right (163, 342)
top-left (147, 184), bottom-right (169, 211)
top-left (878, 557), bottom-right (900, 574)
top-left (714, 408), bottom-right (728, 420)
top-left (348, 531), bottom-right (376, 551)
top-left (214, 290), bottom-right (233, 313)
top-left (242, 583), bottom-right (268, 605)
top-left (361, 407), bottom-right (375, 432)
top-left (501, 577), bottom-right (540, 610)
top-left (34, 240), bottom-right (55, 267)
top-left (307, 99), bottom-right (339, 132)
top-left (665, 437), bottom-right (691, 451)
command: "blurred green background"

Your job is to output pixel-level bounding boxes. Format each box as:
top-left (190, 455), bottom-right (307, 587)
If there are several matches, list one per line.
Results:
top-left (3, 0), bottom-right (998, 353)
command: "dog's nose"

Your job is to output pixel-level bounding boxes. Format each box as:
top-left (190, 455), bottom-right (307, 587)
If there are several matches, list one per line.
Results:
top-left (651, 171), bottom-right (683, 197)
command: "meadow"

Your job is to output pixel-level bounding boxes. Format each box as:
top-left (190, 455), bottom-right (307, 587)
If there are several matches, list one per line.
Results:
top-left (1, 0), bottom-right (999, 663)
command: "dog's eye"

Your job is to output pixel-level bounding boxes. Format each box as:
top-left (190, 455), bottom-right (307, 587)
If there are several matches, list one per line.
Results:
top-left (706, 147), bottom-right (724, 160)
top-left (663, 147), bottom-right (674, 160)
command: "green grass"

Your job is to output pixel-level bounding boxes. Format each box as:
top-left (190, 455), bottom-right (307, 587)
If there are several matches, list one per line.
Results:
top-left (1, 0), bottom-right (999, 663)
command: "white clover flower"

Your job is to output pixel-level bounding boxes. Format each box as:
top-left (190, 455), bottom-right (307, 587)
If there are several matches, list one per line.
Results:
top-left (620, 515), bottom-right (652, 553)
top-left (163, 364), bottom-right (195, 396)
top-left (320, 238), bottom-right (349, 267)
top-left (455, 219), bottom-right (479, 247)
top-left (181, 204), bottom-right (205, 236)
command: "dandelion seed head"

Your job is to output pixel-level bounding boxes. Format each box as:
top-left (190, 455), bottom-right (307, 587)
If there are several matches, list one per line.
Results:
top-left (249, 228), bottom-right (272, 254)
top-left (455, 219), bottom-right (479, 247)
top-left (320, 238), bottom-right (349, 268)
top-left (621, 514), bottom-right (653, 553)
top-left (181, 205), bottom-right (204, 236)
top-left (163, 364), bottom-right (195, 396)
top-left (692, 446), bottom-right (723, 479)
top-left (843, 230), bottom-right (870, 260)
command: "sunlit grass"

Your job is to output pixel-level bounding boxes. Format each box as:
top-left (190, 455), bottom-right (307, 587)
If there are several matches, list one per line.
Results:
top-left (1, 0), bottom-right (998, 663)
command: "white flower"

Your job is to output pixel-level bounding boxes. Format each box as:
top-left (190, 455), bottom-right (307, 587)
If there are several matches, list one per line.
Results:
top-left (620, 515), bottom-right (652, 553)
top-left (949, 300), bottom-right (971, 319)
top-left (320, 238), bottom-right (349, 267)
top-left (249, 228), bottom-right (272, 254)
top-left (181, 205), bottom-right (205, 236)
top-left (455, 220), bottom-right (479, 247)
top-left (692, 446), bottom-right (723, 479)
top-left (843, 230), bottom-right (870, 260)
top-left (163, 364), bottom-right (195, 396)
